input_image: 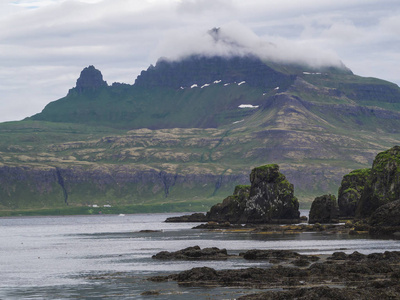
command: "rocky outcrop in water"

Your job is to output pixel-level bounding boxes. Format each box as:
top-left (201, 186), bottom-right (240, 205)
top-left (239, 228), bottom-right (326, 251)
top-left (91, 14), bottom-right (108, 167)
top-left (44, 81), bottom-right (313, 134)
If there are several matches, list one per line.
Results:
top-left (205, 164), bottom-right (300, 224)
top-left (152, 246), bottom-right (230, 260)
top-left (165, 213), bottom-right (207, 223)
top-left (337, 146), bottom-right (400, 219)
top-left (309, 194), bottom-right (339, 224)
top-left (338, 168), bottom-right (370, 217)
top-left (357, 146), bottom-right (400, 218)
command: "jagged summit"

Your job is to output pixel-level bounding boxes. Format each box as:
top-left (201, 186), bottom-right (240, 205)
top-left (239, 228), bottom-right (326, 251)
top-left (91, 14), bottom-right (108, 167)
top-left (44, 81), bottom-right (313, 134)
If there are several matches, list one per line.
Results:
top-left (134, 55), bottom-right (295, 90)
top-left (75, 65), bottom-right (108, 93)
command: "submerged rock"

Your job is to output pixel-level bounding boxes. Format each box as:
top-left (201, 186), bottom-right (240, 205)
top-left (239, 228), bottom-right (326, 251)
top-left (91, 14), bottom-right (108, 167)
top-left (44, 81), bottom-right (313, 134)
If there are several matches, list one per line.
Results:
top-left (152, 246), bottom-right (230, 260)
top-left (308, 194), bottom-right (339, 224)
top-left (165, 212), bottom-right (207, 223)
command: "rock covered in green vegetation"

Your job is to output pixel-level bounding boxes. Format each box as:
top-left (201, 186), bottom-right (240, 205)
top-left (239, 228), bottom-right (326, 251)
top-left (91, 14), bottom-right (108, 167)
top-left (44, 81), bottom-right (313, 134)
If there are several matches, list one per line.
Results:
top-left (337, 168), bottom-right (371, 217)
top-left (356, 146), bottom-right (400, 218)
top-left (207, 164), bottom-right (300, 224)
top-left (337, 145), bottom-right (400, 219)
top-left (309, 194), bottom-right (339, 224)
top-left (206, 185), bottom-right (250, 223)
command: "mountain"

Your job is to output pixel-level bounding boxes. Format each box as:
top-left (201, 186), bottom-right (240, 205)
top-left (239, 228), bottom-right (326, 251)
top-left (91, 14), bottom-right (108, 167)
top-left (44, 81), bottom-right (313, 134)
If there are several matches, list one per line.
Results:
top-left (2, 54), bottom-right (400, 215)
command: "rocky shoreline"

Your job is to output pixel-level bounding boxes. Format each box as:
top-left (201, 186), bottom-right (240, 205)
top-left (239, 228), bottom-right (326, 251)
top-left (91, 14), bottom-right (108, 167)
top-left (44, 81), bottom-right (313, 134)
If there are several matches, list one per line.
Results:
top-left (154, 148), bottom-right (400, 298)
top-left (148, 247), bottom-right (400, 299)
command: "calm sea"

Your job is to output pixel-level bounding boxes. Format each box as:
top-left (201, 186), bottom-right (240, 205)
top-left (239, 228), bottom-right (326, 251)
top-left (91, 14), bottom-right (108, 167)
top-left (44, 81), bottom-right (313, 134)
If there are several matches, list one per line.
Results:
top-left (0, 211), bottom-right (399, 299)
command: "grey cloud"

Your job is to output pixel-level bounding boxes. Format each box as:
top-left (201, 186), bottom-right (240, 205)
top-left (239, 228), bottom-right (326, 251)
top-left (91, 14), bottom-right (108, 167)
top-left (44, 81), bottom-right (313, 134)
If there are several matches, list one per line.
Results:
top-left (154, 21), bottom-right (344, 68)
top-left (176, 0), bottom-right (234, 14)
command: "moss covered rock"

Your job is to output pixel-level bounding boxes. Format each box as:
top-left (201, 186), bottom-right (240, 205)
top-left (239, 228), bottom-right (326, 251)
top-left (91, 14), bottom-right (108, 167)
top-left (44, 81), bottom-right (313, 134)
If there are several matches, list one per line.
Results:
top-left (337, 168), bottom-right (371, 217)
top-left (357, 146), bottom-right (400, 218)
top-left (207, 164), bottom-right (300, 224)
top-left (309, 194), bottom-right (339, 224)
top-left (206, 185), bottom-right (250, 223)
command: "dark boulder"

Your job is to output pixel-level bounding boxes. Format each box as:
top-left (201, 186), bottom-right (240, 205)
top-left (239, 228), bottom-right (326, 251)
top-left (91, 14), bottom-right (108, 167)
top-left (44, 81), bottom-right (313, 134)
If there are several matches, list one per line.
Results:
top-left (152, 246), bottom-right (230, 260)
top-left (369, 200), bottom-right (400, 236)
top-left (165, 212), bottom-right (207, 223)
top-left (309, 194), bottom-right (339, 224)
top-left (370, 200), bottom-right (400, 227)
top-left (242, 249), bottom-right (300, 260)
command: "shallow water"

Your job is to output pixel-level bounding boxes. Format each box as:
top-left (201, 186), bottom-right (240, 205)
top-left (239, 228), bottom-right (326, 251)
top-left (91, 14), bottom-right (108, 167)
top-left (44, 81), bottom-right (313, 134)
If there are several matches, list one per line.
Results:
top-left (0, 212), bottom-right (399, 299)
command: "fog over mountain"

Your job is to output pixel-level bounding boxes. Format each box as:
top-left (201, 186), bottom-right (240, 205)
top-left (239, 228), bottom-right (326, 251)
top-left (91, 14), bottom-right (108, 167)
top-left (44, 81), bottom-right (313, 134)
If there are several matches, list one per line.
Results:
top-left (155, 22), bottom-right (344, 69)
top-left (1, 0), bottom-right (399, 122)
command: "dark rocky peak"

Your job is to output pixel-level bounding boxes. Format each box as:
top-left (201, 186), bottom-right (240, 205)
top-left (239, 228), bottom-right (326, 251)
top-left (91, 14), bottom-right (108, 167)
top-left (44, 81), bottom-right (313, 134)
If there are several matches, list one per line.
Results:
top-left (75, 65), bottom-right (108, 93)
top-left (134, 55), bottom-right (295, 90)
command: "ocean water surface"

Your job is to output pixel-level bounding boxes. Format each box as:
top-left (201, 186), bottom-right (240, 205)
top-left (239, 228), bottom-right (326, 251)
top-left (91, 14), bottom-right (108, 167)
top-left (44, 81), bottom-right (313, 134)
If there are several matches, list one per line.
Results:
top-left (1, 211), bottom-right (399, 299)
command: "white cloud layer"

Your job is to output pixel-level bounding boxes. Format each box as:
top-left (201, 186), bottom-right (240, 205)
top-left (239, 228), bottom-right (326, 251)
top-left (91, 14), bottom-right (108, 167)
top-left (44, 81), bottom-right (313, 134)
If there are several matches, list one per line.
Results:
top-left (154, 22), bottom-right (343, 68)
top-left (0, 0), bottom-right (399, 122)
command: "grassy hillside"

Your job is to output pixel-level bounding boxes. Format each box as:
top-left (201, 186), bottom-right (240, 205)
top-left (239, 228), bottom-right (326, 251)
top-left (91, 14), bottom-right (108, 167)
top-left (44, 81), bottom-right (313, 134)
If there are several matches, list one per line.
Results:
top-left (2, 56), bottom-right (400, 215)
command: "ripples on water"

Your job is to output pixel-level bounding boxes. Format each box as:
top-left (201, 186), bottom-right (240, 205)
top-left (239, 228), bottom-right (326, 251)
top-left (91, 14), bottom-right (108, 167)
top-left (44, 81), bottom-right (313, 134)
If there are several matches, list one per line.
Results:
top-left (0, 211), bottom-right (399, 299)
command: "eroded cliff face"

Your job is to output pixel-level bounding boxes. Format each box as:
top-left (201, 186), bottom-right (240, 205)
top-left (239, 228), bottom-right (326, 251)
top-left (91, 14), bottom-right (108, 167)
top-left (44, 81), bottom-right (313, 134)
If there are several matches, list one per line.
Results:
top-left (0, 164), bottom-right (247, 210)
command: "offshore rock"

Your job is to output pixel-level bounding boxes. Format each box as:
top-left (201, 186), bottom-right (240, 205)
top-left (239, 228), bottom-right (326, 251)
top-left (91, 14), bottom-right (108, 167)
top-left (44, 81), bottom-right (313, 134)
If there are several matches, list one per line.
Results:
top-left (165, 213), bottom-right (207, 223)
top-left (207, 164), bottom-right (300, 224)
top-left (309, 194), bottom-right (339, 224)
top-left (357, 146), bottom-right (400, 218)
top-left (337, 168), bottom-right (370, 218)
top-left (152, 246), bottom-right (230, 260)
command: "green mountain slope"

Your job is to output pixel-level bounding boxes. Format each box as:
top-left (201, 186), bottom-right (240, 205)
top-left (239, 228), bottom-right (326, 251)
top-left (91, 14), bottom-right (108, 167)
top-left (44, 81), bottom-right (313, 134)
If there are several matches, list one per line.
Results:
top-left (2, 55), bottom-right (400, 215)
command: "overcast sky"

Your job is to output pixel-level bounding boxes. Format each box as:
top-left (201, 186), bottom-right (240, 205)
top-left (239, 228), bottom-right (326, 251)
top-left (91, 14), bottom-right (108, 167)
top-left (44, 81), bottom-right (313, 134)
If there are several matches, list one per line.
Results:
top-left (1, 0), bottom-right (399, 122)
